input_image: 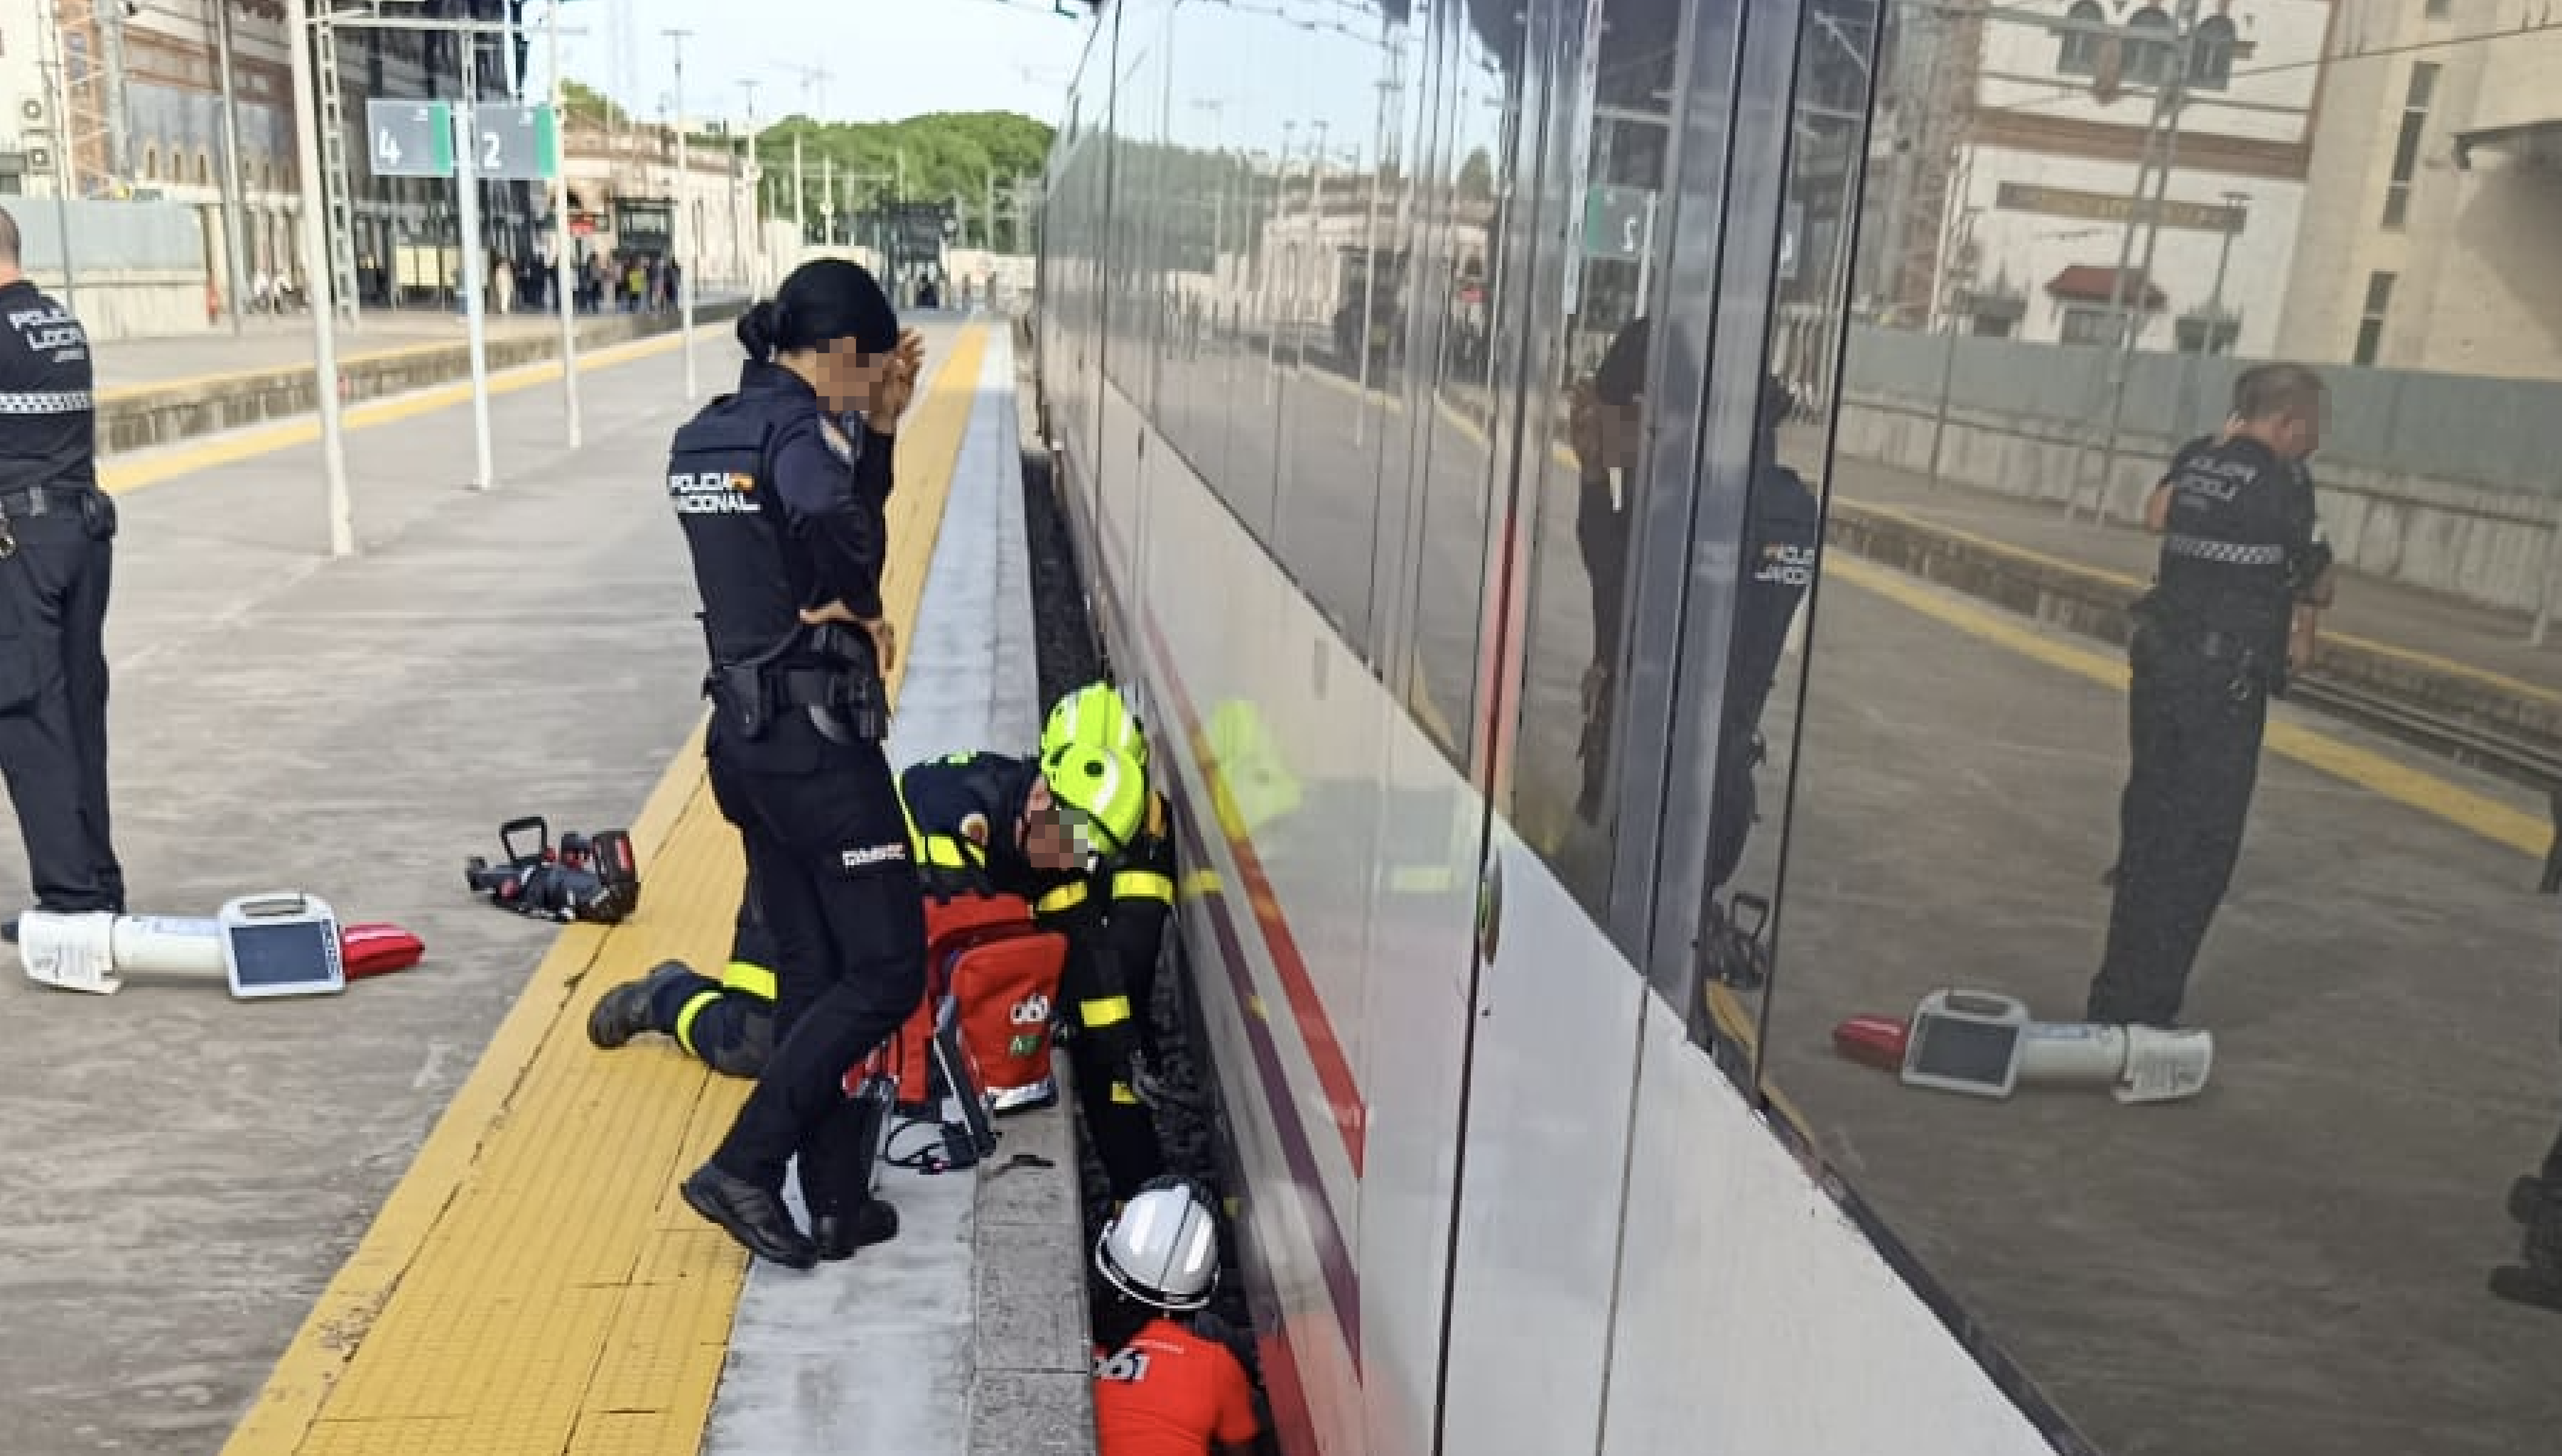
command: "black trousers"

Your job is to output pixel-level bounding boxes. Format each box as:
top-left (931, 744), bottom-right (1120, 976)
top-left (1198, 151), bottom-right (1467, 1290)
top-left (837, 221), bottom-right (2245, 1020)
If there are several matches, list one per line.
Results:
top-left (0, 510), bottom-right (121, 913)
top-left (1060, 940), bottom-right (1166, 1200)
top-left (703, 722), bottom-right (924, 1195)
top-left (2087, 630), bottom-right (2269, 1027)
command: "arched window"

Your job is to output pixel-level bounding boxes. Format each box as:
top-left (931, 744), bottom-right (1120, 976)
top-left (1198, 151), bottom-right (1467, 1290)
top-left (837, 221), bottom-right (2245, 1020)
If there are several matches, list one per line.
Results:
top-left (2190, 14), bottom-right (2237, 89)
top-left (142, 144), bottom-right (160, 180)
top-left (2058, 0), bottom-right (2107, 75)
top-left (196, 151), bottom-right (213, 185)
top-left (2125, 5), bottom-right (2175, 87)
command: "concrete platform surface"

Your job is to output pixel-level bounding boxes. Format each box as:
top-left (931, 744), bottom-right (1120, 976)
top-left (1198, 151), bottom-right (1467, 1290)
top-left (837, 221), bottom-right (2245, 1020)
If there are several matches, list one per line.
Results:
top-left (0, 315), bottom-right (1097, 1456)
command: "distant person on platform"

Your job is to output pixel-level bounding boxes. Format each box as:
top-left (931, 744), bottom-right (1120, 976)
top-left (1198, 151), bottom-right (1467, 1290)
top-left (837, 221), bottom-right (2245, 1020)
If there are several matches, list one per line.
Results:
top-left (0, 206), bottom-right (125, 917)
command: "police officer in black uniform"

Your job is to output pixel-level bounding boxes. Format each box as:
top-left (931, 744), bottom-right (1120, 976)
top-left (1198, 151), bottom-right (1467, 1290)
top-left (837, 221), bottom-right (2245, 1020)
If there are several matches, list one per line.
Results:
top-left (0, 205), bottom-right (124, 916)
top-left (2085, 363), bottom-right (2332, 1029)
top-left (666, 259), bottom-right (928, 1268)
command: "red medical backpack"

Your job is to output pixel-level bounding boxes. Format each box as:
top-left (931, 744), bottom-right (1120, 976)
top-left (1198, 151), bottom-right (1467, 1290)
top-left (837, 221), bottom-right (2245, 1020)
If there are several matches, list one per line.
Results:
top-left (847, 892), bottom-right (1069, 1117)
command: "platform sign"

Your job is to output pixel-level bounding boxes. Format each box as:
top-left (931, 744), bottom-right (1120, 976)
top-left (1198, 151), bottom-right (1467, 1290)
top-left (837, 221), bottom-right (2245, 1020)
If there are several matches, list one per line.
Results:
top-left (1583, 184), bottom-right (1657, 261)
top-left (474, 104), bottom-right (561, 182)
top-left (368, 99), bottom-right (453, 179)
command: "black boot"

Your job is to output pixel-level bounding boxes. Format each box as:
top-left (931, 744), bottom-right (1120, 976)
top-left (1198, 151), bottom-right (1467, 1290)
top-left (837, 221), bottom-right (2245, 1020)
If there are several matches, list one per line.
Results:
top-left (2489, 1179), bottom-right (2562, 1314)
top-left (587, 960), bottom-right (695, 1050)
top-left (812, 1198), bottom-right (901, 1261)
top-left (681, 1164), bottom-right (818, 1269)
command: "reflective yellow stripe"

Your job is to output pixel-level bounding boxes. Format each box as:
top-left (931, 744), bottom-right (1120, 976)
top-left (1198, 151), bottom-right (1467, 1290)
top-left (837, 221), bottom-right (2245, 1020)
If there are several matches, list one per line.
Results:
top-left (1109, 1081), bottom-right (1142, 1106)
top-left (672, 989), bottom-right (725, 1058)
top-left (1080, 995), bottom-right (1133, 1028)
top-left (1180, 869), bottom-right (1223, 899)
top-left (1036, 881), bottom-right (1090, 915)
top-left (1111, 869), bottom-right (1175, 905)
top-left (1387, 866), bottom-right (1456, 896)
top-left (898, 789), bottom-right (977, 869)
top-left (719, 959), bottom-right (777, 1001)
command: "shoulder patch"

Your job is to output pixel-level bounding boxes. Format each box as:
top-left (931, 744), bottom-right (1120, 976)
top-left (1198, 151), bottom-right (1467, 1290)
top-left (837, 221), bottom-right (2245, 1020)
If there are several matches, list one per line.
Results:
top-left (818, 416), bottom-right (855, 463)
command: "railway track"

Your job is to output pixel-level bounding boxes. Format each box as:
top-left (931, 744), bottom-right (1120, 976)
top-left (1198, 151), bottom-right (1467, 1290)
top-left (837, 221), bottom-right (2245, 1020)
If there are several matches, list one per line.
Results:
top-left (2288, 673), bottom-right (2562, 893)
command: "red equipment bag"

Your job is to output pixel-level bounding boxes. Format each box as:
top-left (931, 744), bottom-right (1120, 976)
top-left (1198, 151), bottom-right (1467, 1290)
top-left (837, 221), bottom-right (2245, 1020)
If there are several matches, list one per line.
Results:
top-left (847, 894), bottom-right (1068, 1118)
top-left (340, 923), bottom-right (425, 981)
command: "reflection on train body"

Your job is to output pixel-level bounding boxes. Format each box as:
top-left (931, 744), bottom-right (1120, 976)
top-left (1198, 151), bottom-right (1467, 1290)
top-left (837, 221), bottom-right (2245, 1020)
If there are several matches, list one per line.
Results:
top-left (1036, 1), bottom-right (2562, 1454)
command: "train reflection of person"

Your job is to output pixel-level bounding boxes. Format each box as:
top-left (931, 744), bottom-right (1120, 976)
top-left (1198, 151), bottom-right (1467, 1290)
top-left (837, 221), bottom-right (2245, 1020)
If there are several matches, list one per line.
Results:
top-left (2085, 364), bottom-right (2331, 1030)
top-left (1566, 320), bottom-right (1820, 988)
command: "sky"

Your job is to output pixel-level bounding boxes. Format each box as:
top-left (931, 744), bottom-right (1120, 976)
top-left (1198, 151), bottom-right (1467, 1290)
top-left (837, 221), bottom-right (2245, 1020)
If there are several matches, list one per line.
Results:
top-left (527, 0), bottom-right (1095, 129)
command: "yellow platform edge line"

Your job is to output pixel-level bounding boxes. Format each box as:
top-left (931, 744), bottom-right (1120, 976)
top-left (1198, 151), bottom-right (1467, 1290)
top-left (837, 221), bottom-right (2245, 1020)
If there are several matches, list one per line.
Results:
top-left (1829, 554), bottom-right (2548, 859)
top-left (98, 332), bottom-right (509, 406)
top-left (217, 320), bottom-right (991, 1456)
top-left (1846, 499), bottom-right (2562, 710)
top-left (100, 325), bottom-right (714, 497)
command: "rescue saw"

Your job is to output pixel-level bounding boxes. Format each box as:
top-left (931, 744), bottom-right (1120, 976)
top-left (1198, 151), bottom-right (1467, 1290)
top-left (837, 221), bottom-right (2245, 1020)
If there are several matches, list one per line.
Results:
top-left (1832, 988), bottom-right (2215, 1105)
top-left (7, 893), bottom-right (424, 997)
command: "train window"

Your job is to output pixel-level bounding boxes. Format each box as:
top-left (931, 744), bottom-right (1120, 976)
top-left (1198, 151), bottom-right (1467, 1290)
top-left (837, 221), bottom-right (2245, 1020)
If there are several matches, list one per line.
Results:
top-left (1392, 3), bottom-right (1525, 773)
top-left (1501, 0), bottom-right (1687, 918)
top-left (1755, 2), bottom-right (2562, 1454)
top-left (1260, 5), bottom-right (1405, 654)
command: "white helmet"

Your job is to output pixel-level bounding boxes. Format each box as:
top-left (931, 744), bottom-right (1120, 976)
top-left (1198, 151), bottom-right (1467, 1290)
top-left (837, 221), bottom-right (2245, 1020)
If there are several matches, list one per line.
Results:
top-left (1095, 1177), bottom-right (1221, 1311)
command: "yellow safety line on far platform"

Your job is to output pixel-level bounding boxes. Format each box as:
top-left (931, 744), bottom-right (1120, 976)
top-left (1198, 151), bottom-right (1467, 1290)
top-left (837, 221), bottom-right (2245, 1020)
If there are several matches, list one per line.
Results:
top-left (1848, 501), bottom-right (2562, 710)
top-left (217, 323), bottom-right (990, 1456)
top-left (1830, 554), bottom-right (2549, 859)
top-left (99, 325), bottom-right (710, 496)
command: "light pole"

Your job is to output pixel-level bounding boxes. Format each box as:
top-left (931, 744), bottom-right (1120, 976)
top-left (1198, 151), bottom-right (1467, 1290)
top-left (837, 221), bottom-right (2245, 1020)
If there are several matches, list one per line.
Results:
top-left (666, 28), bottom-right (696, 399)
top-left (2205, 188), bottom-right (2248, 354)
top-left (207, 0), bottom-right (248, 337)
top-left (283, 0), bottom-right (352, 555)
top-left (549, 0), bottom-right (581, 448)
top-left (2071, 0), bottom-right (2202, 525)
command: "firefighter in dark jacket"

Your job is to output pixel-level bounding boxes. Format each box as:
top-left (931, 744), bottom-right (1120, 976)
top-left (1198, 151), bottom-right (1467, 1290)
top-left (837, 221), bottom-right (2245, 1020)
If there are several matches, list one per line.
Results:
top-left (662, 258), bottom-right (929, 1269)
top-left (899, 714), bottom-right (1171, 1201)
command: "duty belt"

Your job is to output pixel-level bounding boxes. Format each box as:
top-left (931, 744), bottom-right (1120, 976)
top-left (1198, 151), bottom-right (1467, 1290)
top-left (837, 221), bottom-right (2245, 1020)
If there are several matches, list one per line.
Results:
top-left (766, 665), bottom-right (877, 710)
top-left (0, 484), bottom-right (94, 519)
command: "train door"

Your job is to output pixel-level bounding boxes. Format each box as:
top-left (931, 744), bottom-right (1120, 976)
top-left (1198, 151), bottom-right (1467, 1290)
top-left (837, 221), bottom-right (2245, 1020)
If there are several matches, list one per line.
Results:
top-left (1425, 1), bottom-right (1842, 1452)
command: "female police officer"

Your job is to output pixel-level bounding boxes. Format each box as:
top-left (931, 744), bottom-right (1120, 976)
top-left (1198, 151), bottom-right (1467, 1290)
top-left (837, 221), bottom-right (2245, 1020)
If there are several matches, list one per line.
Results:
top-left (665, 258), bottom-right (928, 1268)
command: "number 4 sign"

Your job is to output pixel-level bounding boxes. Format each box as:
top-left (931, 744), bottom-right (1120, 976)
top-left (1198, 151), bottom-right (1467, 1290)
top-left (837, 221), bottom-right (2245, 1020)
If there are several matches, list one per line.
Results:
top-left (365, 99), bottom-right (454, 178)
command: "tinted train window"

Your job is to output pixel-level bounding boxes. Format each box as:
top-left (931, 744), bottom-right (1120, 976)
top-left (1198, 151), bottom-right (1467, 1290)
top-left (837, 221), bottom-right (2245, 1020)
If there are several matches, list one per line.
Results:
top-left (1755, 3), bottom-right (2562, 1455)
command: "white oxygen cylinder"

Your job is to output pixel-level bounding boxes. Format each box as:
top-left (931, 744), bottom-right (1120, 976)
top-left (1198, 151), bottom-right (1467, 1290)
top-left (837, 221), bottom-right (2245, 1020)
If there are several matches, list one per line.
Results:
top-left (2018, 1020), bottom-right (2215, 1104)
top-left (16, 911), bottom-right (225, 994)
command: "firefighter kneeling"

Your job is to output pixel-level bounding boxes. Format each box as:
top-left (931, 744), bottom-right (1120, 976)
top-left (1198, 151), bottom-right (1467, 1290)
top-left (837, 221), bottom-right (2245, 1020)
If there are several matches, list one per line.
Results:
top-left (587, 680), bottom-right (1174, 1206)
top-left (897, 681), bottom-right (1174, 1201)
top-left (1091, 1177), bottom-right (1265, 1456)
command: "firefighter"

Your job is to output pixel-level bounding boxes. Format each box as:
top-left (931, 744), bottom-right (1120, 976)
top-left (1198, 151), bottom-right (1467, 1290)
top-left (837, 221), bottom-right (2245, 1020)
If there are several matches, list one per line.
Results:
top-left (899, 726), bottom-right (1171, 1200)
top-left (586, 883), bottom-right (779, 1078)
top-left (1090, 1176), bottom-right (1265, 1456)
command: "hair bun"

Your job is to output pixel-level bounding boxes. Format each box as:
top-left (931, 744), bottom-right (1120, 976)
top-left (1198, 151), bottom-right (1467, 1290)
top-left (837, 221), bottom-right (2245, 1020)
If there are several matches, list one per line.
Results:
top-left (735, 299), bottom-right (780, 359)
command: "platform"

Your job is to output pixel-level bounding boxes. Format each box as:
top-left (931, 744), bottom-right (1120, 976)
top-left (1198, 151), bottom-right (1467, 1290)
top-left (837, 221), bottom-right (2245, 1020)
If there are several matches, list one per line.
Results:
top-left (0, 316), bottom-right (1095, 1456)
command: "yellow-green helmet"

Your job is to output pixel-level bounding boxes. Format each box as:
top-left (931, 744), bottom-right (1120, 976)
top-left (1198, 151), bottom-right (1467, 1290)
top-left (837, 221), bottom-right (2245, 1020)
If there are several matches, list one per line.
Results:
top-left (1042, 681), bottom-right (1149, 772)
top-left (1042, 743), bottom-right (1149, 859)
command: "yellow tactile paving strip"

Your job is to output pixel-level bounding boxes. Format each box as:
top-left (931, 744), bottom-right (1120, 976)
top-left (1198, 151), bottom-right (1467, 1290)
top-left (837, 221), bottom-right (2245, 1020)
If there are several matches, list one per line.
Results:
top-left (220, 323), bottom-right (992, 1456)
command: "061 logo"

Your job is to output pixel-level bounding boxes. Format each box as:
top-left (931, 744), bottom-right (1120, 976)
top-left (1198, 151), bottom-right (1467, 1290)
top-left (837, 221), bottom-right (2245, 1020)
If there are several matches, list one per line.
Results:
top-left (1009, 992), bottom-right (1052, 1026)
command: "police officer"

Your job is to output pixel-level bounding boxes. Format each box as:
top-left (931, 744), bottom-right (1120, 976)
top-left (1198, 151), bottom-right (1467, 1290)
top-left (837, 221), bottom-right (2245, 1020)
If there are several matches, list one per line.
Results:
top-left (666, 258), bottom-right (929, 1268)
top-left (586, 881), bottom-right (779, 1077)
top-left (1568, 316), bottom-right (1650, 821)
top-left (897, 725), bottom-right (1171, 1200)
top-left (0, 206), bottom-right (124, 917)
top-left (2085, 363), bottom-right (2332, 1029)
top-left (1697, 378), bottom-right (1822, 991)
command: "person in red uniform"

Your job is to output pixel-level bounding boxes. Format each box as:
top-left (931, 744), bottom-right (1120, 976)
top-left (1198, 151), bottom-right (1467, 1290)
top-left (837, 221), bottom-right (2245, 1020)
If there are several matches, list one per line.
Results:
top-left (1090, 1177), bottom-right (1263, 1456)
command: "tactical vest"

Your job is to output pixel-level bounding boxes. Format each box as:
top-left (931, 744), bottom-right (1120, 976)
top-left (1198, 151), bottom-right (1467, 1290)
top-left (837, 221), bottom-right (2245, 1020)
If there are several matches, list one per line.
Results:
top-left (666, 370), bottom-right (808, 670)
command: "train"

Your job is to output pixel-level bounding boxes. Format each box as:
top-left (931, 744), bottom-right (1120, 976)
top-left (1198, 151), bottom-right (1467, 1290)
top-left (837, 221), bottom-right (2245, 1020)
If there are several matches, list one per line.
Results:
top-left (1027, 1), bottom-right (2070, 1454)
